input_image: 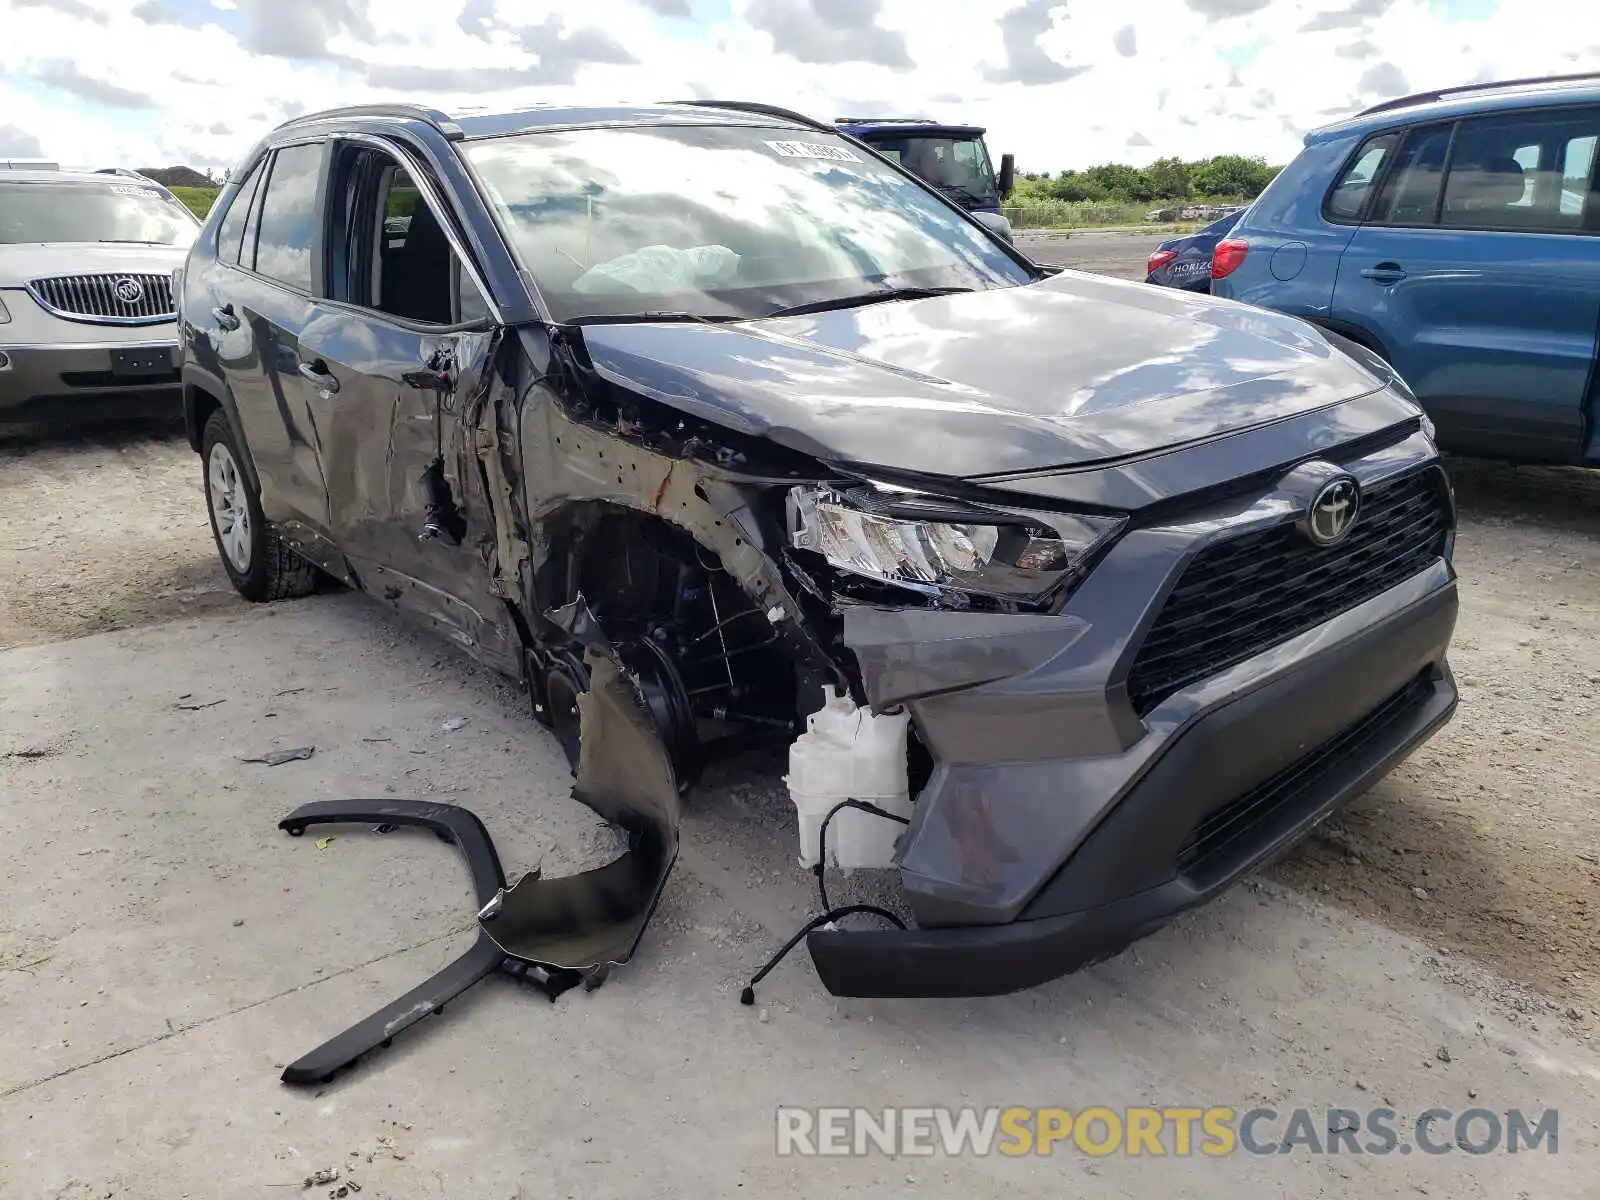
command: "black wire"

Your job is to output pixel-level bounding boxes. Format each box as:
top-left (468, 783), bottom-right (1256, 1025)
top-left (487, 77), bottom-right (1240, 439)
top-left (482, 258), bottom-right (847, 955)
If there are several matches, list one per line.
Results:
top-left (739, 905), bottom-right (905, 1006)
top-left (814, 798), bottom-right (911, 912)
top-left (740, 798), bottom-right (912, 1006)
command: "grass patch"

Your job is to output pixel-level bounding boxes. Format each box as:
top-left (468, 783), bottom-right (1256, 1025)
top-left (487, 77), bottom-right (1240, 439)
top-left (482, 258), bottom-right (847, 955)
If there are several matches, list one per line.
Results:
top-left (1002, 195), bottom-right (1247, 230)
top-left (171, 186), bottom-right (220, 219)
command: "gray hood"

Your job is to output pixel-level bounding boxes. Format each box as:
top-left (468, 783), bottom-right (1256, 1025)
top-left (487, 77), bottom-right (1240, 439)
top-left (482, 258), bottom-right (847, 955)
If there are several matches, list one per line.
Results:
top-left (579, 270), bottom-right (1390, 478)
top-left (0, 241), bottom-right (190, 288)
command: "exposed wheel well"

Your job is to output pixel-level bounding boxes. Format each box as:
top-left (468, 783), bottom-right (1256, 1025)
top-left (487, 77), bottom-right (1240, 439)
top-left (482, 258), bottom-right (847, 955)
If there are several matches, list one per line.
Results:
top-left (527, 504), bottom-right (820, 781)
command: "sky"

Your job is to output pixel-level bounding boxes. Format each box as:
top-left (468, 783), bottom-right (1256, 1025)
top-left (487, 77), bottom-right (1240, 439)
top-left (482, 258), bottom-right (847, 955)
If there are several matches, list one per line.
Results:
top-left (0, 0), bottom-right (1597, 176)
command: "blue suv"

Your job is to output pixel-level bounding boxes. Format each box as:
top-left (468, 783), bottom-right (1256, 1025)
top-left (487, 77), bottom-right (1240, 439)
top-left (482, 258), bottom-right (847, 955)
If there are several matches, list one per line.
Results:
top-left (1212, 72), bottom-right (1600, 467)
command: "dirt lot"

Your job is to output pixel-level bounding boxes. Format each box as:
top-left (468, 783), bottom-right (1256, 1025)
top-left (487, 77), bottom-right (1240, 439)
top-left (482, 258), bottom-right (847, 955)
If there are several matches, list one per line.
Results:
top-left (4, 427), bottom-right (1597, 1013)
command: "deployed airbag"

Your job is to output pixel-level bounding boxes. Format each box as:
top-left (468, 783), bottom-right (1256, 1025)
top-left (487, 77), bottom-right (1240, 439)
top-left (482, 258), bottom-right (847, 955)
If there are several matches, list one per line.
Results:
top-left (573, 243), bottom-right (740, 294)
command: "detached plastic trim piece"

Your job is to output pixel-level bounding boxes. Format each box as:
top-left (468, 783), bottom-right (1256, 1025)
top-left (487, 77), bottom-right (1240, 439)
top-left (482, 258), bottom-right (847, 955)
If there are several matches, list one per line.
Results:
top-left (275, 800), bottom-right (581, 1086)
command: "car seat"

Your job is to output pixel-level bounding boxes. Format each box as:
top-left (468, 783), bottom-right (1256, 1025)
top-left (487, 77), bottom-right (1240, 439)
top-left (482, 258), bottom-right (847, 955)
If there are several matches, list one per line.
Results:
top-left (1444, 156), bottom-right (1528, 221)
top-left (383, 201), bottom-right (455, 324)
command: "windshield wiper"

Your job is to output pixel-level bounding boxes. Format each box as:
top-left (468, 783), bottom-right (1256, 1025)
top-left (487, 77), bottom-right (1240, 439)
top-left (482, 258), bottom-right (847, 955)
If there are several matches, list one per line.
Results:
top-left (561, 311), bottom-right (747, 327)
top-left (765, 286), bottom-right (975, 319)
top-left (937, 184), bottom-right (995, 206)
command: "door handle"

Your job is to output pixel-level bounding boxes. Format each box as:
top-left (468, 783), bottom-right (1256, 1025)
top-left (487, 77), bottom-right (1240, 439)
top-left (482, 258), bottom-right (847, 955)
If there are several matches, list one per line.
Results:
top-left (297, 360), bottom-right (340, 395)
top-left (211, 304), bottom-right (240, 331)
top-left (1360, 262), bottom-right (1407, 284)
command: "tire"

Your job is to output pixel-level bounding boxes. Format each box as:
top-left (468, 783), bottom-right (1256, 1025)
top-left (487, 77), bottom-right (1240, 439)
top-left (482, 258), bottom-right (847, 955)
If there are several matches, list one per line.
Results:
top-left (201, 409), bottom-right (320, 602)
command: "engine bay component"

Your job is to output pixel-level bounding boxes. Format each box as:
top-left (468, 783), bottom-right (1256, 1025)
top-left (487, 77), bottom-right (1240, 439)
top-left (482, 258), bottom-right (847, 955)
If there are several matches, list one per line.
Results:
top-left (786, 690), bottom-right (911, 871)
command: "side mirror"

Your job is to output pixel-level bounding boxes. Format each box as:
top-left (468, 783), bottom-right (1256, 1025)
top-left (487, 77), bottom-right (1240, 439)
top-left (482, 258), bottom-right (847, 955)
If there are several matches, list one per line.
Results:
top-left (998, 153), bottom-right (1016, 200)
top-left (972, 211), bottom-right (1014, 244)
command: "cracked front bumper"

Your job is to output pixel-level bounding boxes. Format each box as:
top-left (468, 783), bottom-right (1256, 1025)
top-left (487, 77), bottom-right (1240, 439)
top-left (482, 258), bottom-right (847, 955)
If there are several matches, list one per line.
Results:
top-left (812, 445), bottom-right (1459, 998)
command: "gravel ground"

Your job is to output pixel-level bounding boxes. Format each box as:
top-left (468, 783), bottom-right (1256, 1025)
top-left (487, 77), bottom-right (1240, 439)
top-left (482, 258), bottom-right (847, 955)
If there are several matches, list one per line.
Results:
top-left (4, 600), bottom-right (1597, 1199)
top-left (2, 420), bottom-right (1597, 1024)
top-left (1013, 230), bottom-right (1170, 278)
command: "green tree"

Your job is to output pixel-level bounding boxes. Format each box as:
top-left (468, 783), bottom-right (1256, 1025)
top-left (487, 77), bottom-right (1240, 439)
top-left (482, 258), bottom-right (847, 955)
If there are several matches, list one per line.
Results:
top-left (1144, 156), bottom-right (1192, 200)
top-left (1047, 170), bottom-right (1110, 202)
top-left (1083, 162), bottom-right (1156, 202)
top-left (1191, 154), bottom-right (1279, 198)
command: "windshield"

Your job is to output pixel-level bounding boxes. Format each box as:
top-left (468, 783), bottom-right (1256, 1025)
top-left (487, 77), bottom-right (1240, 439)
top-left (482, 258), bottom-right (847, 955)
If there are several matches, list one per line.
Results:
top-left (865, 134), bottom-right (998, 205)
top-left (0, 182), bottom-right (198, 245)
top-left (463, 124), bottom-right (1029, 322)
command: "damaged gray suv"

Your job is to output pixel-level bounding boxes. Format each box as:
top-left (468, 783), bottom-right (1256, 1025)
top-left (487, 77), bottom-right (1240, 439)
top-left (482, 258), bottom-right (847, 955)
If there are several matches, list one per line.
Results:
top-left (177, 101), bottom-right (1459, 999)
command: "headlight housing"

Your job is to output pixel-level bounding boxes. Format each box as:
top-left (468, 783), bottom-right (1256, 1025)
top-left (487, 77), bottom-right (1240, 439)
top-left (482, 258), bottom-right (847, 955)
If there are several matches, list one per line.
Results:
top-left (788, 483), bottom-right (1125, 607)
top-left (0, 294), bottom-right (10, 324)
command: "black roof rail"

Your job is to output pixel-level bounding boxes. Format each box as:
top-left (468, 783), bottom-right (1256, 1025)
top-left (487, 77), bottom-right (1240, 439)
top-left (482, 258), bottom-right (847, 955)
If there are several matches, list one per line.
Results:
top-left (1357, 70), bottom-right (1600, 118)
top-left (667, 99), bottom-right (834, 134)
top-left (278, 103), bottom-right (465, 140)
top-left (834, 116), bottom-right (936, 125)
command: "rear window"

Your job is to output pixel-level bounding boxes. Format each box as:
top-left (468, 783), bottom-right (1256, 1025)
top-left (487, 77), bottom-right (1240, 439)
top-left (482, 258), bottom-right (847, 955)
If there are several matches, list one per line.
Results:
top-left (1371, 125), bottom-right (1452, 224)
top-left (216, 159), bottom-right (266, 266)
top-left (1326, 134), bottom-right (1398, 222)
top-left (0, 181), bottom-right (198, 245)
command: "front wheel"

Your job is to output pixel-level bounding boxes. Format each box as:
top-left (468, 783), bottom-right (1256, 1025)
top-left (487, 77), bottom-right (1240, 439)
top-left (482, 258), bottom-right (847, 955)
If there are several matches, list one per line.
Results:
top-left (201, 409), bottom-right (320, 602)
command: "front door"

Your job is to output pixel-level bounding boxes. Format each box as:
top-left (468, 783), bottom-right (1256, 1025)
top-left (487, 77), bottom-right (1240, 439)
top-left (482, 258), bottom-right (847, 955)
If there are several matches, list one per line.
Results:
top-left (301, 140), bottom-right (520, 672)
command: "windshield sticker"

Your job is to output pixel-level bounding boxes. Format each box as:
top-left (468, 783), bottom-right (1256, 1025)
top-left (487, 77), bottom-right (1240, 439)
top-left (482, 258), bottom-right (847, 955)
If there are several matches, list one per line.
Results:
top-left (766, 140), bottom-right (862, 163)
top-left (109, 185), bottom-right (159, 196)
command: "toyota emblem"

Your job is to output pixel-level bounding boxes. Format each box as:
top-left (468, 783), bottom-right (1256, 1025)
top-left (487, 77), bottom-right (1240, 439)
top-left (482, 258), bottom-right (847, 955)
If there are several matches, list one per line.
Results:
top-left (112, 277), bottom-right (145, 304)
top-left (1304, 475), bottom-right (1361, 546)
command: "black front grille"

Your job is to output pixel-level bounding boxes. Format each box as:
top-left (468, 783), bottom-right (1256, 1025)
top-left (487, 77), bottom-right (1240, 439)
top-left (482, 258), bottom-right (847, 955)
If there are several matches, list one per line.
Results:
top-left (28, 273), bottom-right (175, 322)
top-left (1127, 467), bottom-right (1450, 715)
top-left (1175, 672), bottom-right (1435, 880)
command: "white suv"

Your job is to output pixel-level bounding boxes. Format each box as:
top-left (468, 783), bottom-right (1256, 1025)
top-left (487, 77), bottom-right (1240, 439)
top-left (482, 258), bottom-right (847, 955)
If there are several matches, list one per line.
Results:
top-left (1, 168), bottom-right (199, 429)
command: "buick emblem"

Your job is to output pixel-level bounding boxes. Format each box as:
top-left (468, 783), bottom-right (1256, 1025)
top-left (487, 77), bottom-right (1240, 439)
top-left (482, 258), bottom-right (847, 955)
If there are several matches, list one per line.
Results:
top-left (1304, 475), bottom-right (1361, 547)
top-left (112, 277), bottom-right (144, 304)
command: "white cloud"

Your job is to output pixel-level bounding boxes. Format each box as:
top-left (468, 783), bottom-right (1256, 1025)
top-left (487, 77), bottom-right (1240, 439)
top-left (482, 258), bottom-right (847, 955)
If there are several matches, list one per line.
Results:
top-left (0, 0), bottom-right (1596, 175)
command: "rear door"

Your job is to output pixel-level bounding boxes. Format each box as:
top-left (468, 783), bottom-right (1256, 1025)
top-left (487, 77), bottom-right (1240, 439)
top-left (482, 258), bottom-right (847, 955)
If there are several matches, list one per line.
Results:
top-left (213, 140), bottom-right (339, 546)
top-left (1331, 106), bottom-right (1600, 463)
top-left (296, 138), bottom-right (519, 671)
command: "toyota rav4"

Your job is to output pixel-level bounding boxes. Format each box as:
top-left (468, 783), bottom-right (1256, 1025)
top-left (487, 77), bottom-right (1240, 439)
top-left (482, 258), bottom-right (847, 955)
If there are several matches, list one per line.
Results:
top-left (176, 101), bottom-right (1459, 998)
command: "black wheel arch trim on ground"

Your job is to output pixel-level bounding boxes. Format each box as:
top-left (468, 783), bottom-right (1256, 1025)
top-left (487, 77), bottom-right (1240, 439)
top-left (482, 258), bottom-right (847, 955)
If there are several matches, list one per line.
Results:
top-left (273, 800), bottom-right (583, 1086)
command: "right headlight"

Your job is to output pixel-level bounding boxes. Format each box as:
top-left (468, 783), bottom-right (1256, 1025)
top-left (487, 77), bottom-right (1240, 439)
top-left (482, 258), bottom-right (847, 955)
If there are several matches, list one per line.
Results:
top-left (788, 483), bottom-right (1125, 606)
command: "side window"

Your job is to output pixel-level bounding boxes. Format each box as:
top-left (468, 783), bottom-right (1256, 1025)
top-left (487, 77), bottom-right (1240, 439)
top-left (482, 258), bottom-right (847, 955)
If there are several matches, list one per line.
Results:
top-left (216, 159), bottom-right (265, 265)
top-left (330, 145), bottom-right (488, 326)
top-left (1561, 136), bottom-right (1597, 220)
top-left (254, 143), bottom-right (324, 291)
top-left (1326, 134), bottom-right (1398, 222)
top-left (1441, 109), bottom-right (1600, 232)
top-left (457, 260), bottom-right (491, 324)
top-left (1371, 125), bottom-right (1452, 226)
